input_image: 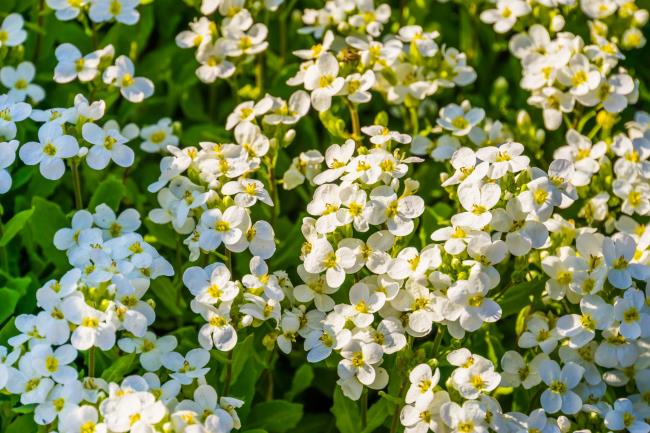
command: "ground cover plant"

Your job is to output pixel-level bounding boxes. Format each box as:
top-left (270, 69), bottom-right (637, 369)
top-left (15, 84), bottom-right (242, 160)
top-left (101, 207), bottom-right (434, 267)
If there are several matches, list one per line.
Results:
top-left (0, 0), bottom-right (650, 432)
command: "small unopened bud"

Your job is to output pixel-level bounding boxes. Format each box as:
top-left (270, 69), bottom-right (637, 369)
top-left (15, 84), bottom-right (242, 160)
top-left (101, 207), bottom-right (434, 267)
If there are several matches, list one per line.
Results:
top-left (78, 147), bottom-right (89, 157)
top-left (596, 110), bottom-right (616, 129)
top-left (283, 129), bottom-right (296, 145)
top-left (635, 9), bottom-right (649, 25)
top-left (550, 14), bottom-right (565, 32)
top-left (240, 314), bottom-right (253, 327)
top-left (557, 416), bottom-right (571, 433)
top-left (516, 110), bottom-right (531, 128)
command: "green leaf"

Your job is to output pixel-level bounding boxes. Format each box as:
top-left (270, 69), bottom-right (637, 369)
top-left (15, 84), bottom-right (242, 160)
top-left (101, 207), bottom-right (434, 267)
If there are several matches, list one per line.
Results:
top-left (499, 279), bottom-right (543, 319)
top-left (149, 278), bottom-right (184, 316)
top-left (361, 399), bottom-right (390, 433)
top-left (11, 405), bottom-right (35, 414)
top-left (89, 176), bottom-right (127, 211)
top-left (331, 387), bottom-right (361, 433)
top-left (284, 364), bottom-right (313, 401)
top-left (0, 277), bottom-right (32, 323)
top-left (247, 400), bottom-right (303, 433)
top-left (242, 430), bottom-right (268, 433)
top-left (28, 197), bottom-right (68, 271)
top-left (0, 208), bottom-right (34, 247)
top-left (222, 334), bottom-right (254, 386)
top-left (101, 353), bottom-right (137, 382)
top-left (5, 414), bottom-right (36, 433)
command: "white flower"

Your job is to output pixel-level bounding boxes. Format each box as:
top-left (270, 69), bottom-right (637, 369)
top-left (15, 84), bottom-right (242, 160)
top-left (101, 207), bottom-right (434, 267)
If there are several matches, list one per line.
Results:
top-left (604, 233), bottom-right (648, 289)
top-left (0, 62), bottom-right (45, 103)
top-left (46, 0), bottom-right (89, 20)
top-left (59, 406), bottom-right (107, 433)
top-left (226, 98), bottom-right (273, 130)
top-left (557, 54), bottom-right (602, 97)
top-left (183, 262), bottom-right (239, 305)
top-left (221, 178), bottom-right (273, 207)
top-left (447, 276), bottom-right (502, 332)
top-left (62, 296), bottom-right (116, 350)
top-left (539, 360), bottom-right (585, 414)
top-left (19, 123), bottom-right (79, 180)
top-left (338, 340), bottom-right (383, 386)
top-left (162, 348), bottom-right (210, 385)
top-left (140, 118), bottom-right (178, 153)
top-left (294, 265), bottom-right (338, 312)
top-left (500, 351), bottom-right (546, 389)
top-left (196, 40), bottom-right (236, 83)
top-left (475, 141), bottom-right (529, 179)
top-left (440, 400), bottom-right (488, 433)
top-left (437, 103), bottom-right (485, 136)
top-left (0, 140), bottom-right (18, 193)
top-left (366, 185), bottom-right (425, 236)
top-left (82, 122), bottom-right (134, 170)
top-left (614, 288), bottom-right (649, 339)
top-left (118, 332), bottom-right (177, 371)
top-left (556, 295), bottom-right (613, 347)
top-left (405, 363), bottom-right (441, 409)
top-left (198, 205), bottom-right (249, 251)
top-left (304, 238), bottom-right (355, 288)
top-left (0, 13), bottom-right (27, 47)
top-left (222, 10), bottom-right (269, 57)
top-left (103, 55), bottom-right (154, 103)
top-left (339, 70), bottom-right (375, 104)
top-left (0, 94), bottom-right (32, 140)
top-left (89, 0), bottom-right (140, 25)
top-left (480, 0), bottom-right (531, 33)
top-left (176, 16), bottom-right (213, 49)
top-left (605, 398), bottom-right (650, 433)
top-left (30, 344), bottom-right (78, 385)
top-left (361, 125), bottom-right (411, 146)
top-left (452, 183), bottom-right (501, 230)
top-left (54, 43), bottom-right (102, 83)
top-left (303, 52), bottom-right (345, 112)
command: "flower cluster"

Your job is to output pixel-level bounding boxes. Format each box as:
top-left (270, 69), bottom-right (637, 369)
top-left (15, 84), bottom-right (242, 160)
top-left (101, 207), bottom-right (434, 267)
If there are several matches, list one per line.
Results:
top-left (2, 0), bottom-right (650, 432)
top-left (293, 0), bottom-right (476, 110)
top-left (175, 1), bottom-right (274, 84)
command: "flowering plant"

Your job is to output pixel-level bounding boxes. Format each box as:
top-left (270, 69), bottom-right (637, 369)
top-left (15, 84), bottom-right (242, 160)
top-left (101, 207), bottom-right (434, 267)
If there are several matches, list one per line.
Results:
top-left (0, 1), bottom-right (649, 433)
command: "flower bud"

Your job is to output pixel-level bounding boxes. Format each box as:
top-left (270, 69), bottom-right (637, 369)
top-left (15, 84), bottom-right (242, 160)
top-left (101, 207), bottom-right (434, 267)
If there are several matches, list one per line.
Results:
top-left (550, 14), bottom-right (565, 32)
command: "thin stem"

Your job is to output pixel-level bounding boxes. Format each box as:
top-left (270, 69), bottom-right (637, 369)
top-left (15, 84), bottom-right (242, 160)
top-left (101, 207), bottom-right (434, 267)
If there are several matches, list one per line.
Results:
top-left (361, 388), bottom-right (368, 429)
top-left (255, 55), bottom-right (265, 95)
top-left (431, 325), bottom-right (445, 356)
top-left (222, 246), bottom-right (233, 396)
top-left (389, 379), bottom-right (407, 433)
top-left (222, 349), bottom-right (233, 395)
top-left (265, 349), bottom-right (275, 401)
top-left (345, 99), bottom-right (361, 143)
top-left (32, 0), bottom-right (45, 62)
top-left (71, 159), bottom-right (83, 210)
top-left (88, 347), bottom-right (95, 378)
top-left (0, 221), bottom-right (8, 270)
top-left (266, 143), bottom-right (280, 227)
top-left (409, 107), bottom-right (419, 136)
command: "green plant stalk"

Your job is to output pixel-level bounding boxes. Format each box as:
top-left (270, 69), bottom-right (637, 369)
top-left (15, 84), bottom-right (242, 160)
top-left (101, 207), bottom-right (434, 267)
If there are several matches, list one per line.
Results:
top-left (71, 159), bottom-right (84, 210)
top-left (345, 99), bottom-right (361, 143)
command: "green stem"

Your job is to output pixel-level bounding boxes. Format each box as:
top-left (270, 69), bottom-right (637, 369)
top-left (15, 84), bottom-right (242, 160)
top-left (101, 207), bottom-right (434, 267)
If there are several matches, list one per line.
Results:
top-left (256, 55), bottom-right (265, 96)
top-left (361, 388), bottom-right (368, 429)
top-left (0, 221), bottom-right (8, 270)
top-left (222, 349), bottom-right (233, 395)
top-left (431, 325), bottom-right (445, 356)
top-left (88, 347), bottom-right (95, 378)
top-left (265, 349), bottom-right (275, 401)
top-left (71, 159), bottom-right (83, 210)
top-left (345, 99), bottom-right (361, 143)
top-left (32, 0), bottom-right (45, 62)
top-left (409, 107), bottom-right (419, 136)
